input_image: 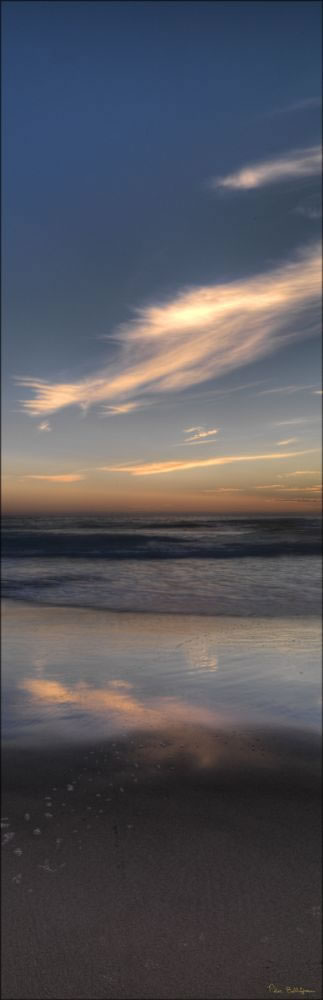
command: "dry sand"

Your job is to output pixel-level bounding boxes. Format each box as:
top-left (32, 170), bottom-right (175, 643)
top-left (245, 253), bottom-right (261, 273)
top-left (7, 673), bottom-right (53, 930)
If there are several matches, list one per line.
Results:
top-left (2, 727), bottom-right (322, 999)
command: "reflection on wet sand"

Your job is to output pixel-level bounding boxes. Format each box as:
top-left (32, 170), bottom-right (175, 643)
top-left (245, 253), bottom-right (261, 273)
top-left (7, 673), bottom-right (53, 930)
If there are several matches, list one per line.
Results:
top-left (3, 601), bottom-right (321, 749)
top-left (14, 677), bottom-right (321, 784)
top-left (21, 676), bottom-right (223, 736)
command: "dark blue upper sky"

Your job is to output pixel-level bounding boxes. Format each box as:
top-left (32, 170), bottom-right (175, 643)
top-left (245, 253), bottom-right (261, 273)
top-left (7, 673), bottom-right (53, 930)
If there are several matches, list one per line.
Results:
top-left (3, 1), bottom-right (322, 512)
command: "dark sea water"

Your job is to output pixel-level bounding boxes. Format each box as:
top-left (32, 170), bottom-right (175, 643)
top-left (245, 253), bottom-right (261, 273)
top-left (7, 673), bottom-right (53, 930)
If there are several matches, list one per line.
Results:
top-left (2, 514), bottom-right (322, 616)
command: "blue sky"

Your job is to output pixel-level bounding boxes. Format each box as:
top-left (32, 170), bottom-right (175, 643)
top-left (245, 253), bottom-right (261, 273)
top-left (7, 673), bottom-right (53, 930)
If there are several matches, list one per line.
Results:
top-left (3, 0), bottom-right (322, 513)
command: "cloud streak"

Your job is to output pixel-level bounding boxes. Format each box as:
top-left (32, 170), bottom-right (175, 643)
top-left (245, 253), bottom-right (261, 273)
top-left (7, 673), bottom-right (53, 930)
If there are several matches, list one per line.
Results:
top-left (24, 474), bottom-right (84, 483)
top-left (273, 417), bottom-right (311, 426)
top-left (183, 426), bottom-right (218, 443)
top-left (265, 97), bottom-right (322, 117)
top-left (211, 146), bottom-right (321, 191)
top-left (276, 438), bottom-right (298, 446)
top-left (256, 484), bottom-right (321, 493)
top-left (294, 201), bottom-right (322, 221)
top-left (16, 243), bottom-right (321, 420)
top-left (98, 448), bottom-right (315, 477)
top-left (278, 470), bottom-right (320, 478)
top-left (100, 401), bottom-right (141, 416)
top-left (258, 383), bottom-right (318, 396)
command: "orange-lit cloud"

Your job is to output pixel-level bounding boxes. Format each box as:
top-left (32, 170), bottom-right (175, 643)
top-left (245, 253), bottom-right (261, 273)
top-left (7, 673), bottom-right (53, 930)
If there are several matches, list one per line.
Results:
top-left (98, 448), bottom-right (316, 477)
top-left (256, 484), bottom-right (321, 492)
top-left (278, 470), bottom-right (320, 477)
top-left (203, 488), bottom-right (242, 493)
top-left (16, 243), bottom-right (321, 418)
top-left (24, 474), bottom-right (84, 483)
top-left (211, 146), bottom-right (322, 190)
top-left (100, 401), bottom-right (141, 416)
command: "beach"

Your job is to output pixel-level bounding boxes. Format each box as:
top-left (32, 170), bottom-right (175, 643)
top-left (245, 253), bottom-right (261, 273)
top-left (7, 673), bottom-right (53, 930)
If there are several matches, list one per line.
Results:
top-left (2, 514), bottom-right (322, 999)
top-left (2, 594), bottom-right (322, 1000)
top-left (2, 727), bottom-right (322, 1000)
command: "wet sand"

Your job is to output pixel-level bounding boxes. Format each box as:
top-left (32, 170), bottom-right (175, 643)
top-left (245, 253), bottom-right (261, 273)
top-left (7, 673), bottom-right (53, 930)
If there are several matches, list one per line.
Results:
top-left (1, 727), bottom-right (322, 1000)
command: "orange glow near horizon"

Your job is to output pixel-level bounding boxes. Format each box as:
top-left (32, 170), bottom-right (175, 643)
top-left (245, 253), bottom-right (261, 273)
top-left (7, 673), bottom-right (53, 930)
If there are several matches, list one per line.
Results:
top-left (3, 436), bottom-right (321, 516)
top-left (3, 479), bottom-right (322, 516)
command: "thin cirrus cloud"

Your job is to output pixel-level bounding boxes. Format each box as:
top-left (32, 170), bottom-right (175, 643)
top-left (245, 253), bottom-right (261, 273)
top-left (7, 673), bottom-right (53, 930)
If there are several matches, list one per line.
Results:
top-left (256, 484), bottom-right (321, 492)
top-left (277, 470), bottom-right (320, 478)
top-left (210, 146), bottom-right (321, 191)
top-left (100, 401), bottom-right (141, 416)
top-left (38, 421), bottom-right (51, 432)
top-left (202, 488), bottom-right (242, 494)
top-left (266, 496), bottom-right (321, 505)
top-left (16, 243), bottom-right (321, 420)
top-left (294, 201), bottom-right (322, 221)
top-left (182, 426), bottom-right (219, 444)
top-left (23, 474), bottom-right (84, 483)
top-left (257, 383), bottom-right (319, 396)
top-left (273, 418), bottom-right (311, 426)
top-left (276, 438), bottom-right (299, 446)
top-left (265, 96), bottom-right (322, 117)
top-left (98, 448), bottom-right (315, 478)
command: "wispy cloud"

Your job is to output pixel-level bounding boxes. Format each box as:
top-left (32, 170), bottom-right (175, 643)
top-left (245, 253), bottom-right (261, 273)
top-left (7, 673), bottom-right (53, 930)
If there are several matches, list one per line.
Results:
top-left (258, 383), bottom-right (318, 396)
top-left (210, 146), bottom-right (321, 191)
top-left (202, 488), bottom-right (242, 494)
top-left (294, 200), bottom-right (322, 221)
top-left (265, 96), bottom-right (322, 117)
top-left (23, 474), bottom-right (84, 483)
top-left (313, 389), bottom-right (322, 395)
top-left (265, 496), bottom-right (321, 505)
top-left (100, 401), bottom-right (141, 416)
top-left (183, 426), bottom-right (218, 443)
top-left (38, 421), bottom-right (51, 432)
top-left (277, 470), bottom-right (320, 478)
top-left (98, 448), bottom-right (315, 477)
top-left (273, 417), bottom-right (311, 426)
top-left (256, 484), bottom-right (321, 492)
top-left (16, 243), bottom-right (321, 419)
top-left (276, 437), bottom-right (299, 446)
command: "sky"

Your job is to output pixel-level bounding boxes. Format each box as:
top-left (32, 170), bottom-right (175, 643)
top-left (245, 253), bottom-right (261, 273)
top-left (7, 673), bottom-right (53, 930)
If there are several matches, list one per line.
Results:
top-left (2, 0), bottom-right (322, 515)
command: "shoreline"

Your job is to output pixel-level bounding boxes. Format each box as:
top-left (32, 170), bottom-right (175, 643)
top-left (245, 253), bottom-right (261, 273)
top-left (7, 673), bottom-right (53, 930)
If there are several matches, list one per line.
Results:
top-left (2, 594), bottom-right (323, 619)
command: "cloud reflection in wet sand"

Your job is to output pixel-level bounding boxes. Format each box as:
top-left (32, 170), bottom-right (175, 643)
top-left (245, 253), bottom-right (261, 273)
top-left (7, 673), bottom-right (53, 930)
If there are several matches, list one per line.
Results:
top-left (19, 676), bottom-right (321, 779)
top-left (21, 677), bottom-right (222, 735)
top-left (3, 603), bottom-right (321, 747)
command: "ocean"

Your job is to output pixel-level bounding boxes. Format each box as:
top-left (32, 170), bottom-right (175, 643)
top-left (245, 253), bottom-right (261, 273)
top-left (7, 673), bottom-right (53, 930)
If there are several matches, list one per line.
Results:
top-left (2, 514), bottom-right (322, 616)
